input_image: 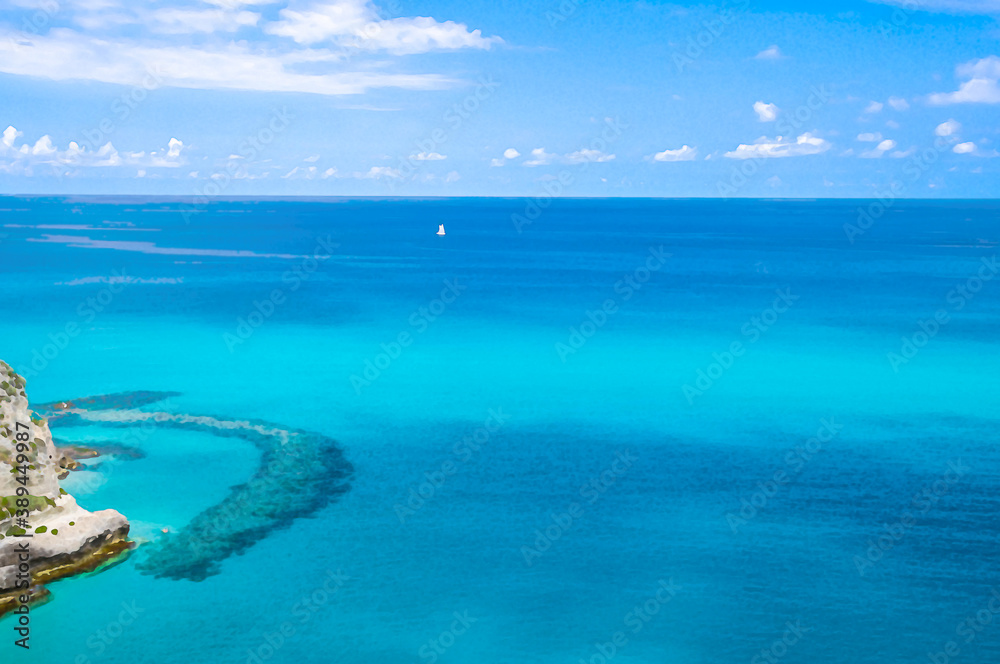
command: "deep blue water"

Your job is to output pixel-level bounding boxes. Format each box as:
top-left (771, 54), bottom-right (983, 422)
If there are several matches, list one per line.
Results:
top-left (1, 197), bottom-right (999, 663)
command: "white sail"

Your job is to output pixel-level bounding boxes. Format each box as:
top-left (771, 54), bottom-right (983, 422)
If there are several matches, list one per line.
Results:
top-left (437, 224), bottom-right (446, 236)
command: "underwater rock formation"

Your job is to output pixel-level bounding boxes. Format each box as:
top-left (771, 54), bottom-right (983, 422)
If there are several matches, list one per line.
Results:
top-left (37, 391), bottom-right (354, 582)
top-left (0, 361), bottom-right (132, 617)
top-left (0, 372), bottom-right (353, 614)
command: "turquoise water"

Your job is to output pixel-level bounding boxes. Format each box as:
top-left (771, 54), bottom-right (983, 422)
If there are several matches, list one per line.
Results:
top-left (1, 197), bottom-right (999, 663)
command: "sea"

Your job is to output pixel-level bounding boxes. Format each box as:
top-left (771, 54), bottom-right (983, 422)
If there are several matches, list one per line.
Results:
top-left (1, 196), bottom-right (999, 664)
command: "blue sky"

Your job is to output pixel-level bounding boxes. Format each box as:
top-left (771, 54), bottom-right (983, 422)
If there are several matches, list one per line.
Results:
top-left (0, 0), bottom-right (998, 197)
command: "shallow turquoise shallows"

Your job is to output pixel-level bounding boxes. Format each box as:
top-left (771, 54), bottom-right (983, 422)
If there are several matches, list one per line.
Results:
top-left (1, 197), bottom-right (999, 664)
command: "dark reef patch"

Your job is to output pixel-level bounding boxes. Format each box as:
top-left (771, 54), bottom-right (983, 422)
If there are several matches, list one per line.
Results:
top-left (39, 391), bottom-right (354, 582)
top-left (38, 391), bottom-right (183, 414)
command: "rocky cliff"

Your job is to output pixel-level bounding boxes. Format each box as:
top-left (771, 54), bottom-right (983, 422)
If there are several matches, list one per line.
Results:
top-left (0, 360), bottom-right (131, 614)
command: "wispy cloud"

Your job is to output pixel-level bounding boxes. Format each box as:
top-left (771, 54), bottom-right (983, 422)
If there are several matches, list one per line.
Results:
top-left (0, 0), bottom-right (501, 95)
top-left (860, 139), bottom-right (897, 158)
top-left (266, 0), bottom-right (502, 54)
top-left (724, 133), bottom-right (832, 159)
top-left (887, 96), bottom-right (910, 111)
top-left (564, 148), bottom-right (615, 163)
top-left (867, 0), bottom-right (1000, 15)
top-left (649, 145), bottom-right (698, 162)
top-left (754, 45), bottom-right (783, 60)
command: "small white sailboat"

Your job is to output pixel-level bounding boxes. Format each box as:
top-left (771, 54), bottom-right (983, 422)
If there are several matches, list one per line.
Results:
top-left (436, 224), bottom-right (446, 236)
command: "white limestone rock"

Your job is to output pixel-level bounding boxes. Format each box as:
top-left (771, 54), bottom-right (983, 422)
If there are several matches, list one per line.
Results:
top-left (0, 360), bottom-right (129, 595)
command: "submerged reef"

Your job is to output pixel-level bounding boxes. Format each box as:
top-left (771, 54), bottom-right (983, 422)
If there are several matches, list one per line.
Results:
top-left (0, 370), bottom-right (353, 617)
top-left (37, 392), bottom-right (354, 582)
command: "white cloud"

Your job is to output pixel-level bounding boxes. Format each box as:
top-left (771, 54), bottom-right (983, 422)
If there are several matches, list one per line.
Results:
top-left (564, 148), bottom-right (615, 163)
top-left (444, 170), bottom-right (460, 183)
top-left (0, 0), bottom-right (501, 95)
top-left (166, 137), bottom-right (183, 158)
top-left (860, 139), bottom-right (897, 158)
top-left (357, 166), bottom-right (396, 178)
top-left (754, 45), bottom-right (783, 60)
top-left (2, 126), bottom-right (21, 148)
top-left (953, 142), bottom-right (977, 154)
top-left (0, 125), bottom-right (186, 175)
top-left (523, 148), bottom-right (557, 167)
top-left (265, 0), bottom-right (502, 54)
top-left (857, 132), bottom-right (883, 142)
top-left (753, 101), bottom-right (779, 122)
top-left (651, 145), bottom-right (698, 162)
top-left (204, 0), bottom-right (275, 7)
top-left (888, 96), bottom-right (910, 111)
top-left (282, 165), bottom-right (318, 179)
top-left (723, 133), bottom-right (832, 159)
top-left (150, 8), bottom-right (260, 34)
top-left (929, 56), bottom-right (1000, 105)
top-left (864, 101), bottom-right (884, 113)
top-left (30, 135), bottom-right (56, 156)
top-left (304, 154), bottom-right (320, 162)
top-left (411, 151), bottom-right (446, 161)
top-left (871, 1), bottom-right (1000, 15)
top-left (490, 147), bottom-right (521, 167)
top-left (935, 119), bottom-right (961, 136)
top-left (521, 147), bottom-right (616, 167)
top-left (0, 30), bottom-right (463, 95)
top-left (766, 175), bottom-right (782, 187)
top-left (890, 147), bottom-right (917, 158)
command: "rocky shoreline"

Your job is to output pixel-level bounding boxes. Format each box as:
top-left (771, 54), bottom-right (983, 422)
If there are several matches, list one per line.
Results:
top-left (0, 360), bottom-right (133, 618)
